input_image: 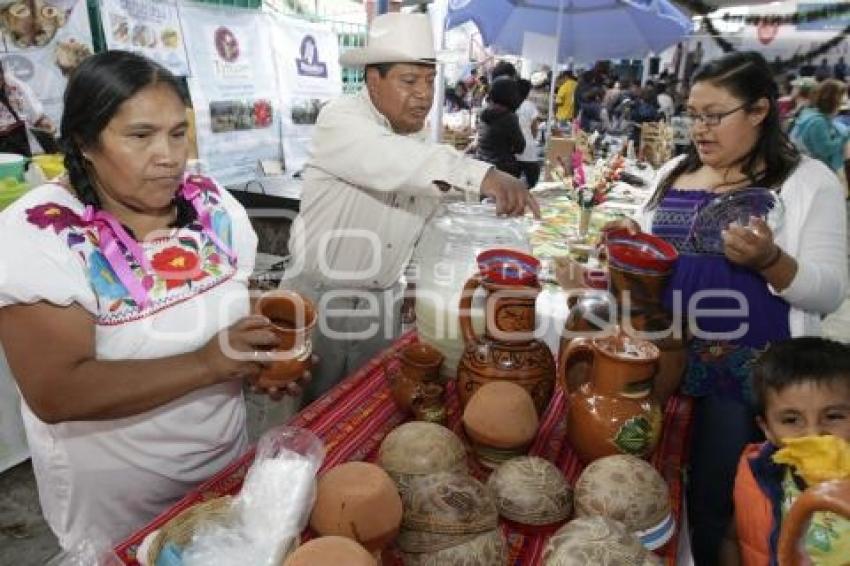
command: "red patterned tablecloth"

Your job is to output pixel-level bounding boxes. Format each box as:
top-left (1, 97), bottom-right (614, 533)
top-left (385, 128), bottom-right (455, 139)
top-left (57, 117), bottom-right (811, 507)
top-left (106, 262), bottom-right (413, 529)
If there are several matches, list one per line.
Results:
top-left (115, 330), bottom-right (693, 565)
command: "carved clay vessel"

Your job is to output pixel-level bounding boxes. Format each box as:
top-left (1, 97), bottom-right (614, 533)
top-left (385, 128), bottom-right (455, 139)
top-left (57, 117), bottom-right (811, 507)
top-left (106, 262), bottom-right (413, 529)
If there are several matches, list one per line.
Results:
top-left (456, 273), bottom-right (555, 416)
top-left (559, 332), bottom-right (663, 463)
top-left (386, 343), bottom-right (446, 423)
top-left (777, 479), bottom-right (850, 566)
top-left (253, 290), bottom-right (317, 388)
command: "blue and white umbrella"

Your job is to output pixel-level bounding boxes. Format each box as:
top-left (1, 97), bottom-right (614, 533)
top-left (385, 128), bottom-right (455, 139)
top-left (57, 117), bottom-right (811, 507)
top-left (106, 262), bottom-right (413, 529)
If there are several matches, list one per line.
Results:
top-left (446, 0), bottom-right (693, 64)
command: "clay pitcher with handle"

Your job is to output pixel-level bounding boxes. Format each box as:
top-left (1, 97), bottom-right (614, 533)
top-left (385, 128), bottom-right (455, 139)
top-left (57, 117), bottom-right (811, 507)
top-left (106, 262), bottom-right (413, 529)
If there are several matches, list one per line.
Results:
top-left (384, 343), bottom-right (447, 424)
top-left (559, 332), bottom-right (663, 464)
top-left (778, 479), bottom-right (850, 566)
top-left (456, 273), bottom-right (555, 416)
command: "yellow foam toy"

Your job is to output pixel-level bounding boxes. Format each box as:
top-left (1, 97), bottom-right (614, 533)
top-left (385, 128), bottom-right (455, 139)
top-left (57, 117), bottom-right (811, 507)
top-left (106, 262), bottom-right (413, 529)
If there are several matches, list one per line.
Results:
top-left (773, 435), bottom-right (850, 486)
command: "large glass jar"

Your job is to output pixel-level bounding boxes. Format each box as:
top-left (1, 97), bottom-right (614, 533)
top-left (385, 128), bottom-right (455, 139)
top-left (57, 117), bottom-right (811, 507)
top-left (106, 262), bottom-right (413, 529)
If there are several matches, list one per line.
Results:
top-left (412, 202), bottom-right (532, 379)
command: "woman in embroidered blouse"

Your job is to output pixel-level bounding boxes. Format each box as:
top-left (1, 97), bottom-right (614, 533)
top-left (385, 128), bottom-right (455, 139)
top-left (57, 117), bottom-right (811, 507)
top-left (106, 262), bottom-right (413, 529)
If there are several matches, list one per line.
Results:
top-left (605, 51), bottom-right (847, 564)
top-left (0, 51), bottom-right (303, 549)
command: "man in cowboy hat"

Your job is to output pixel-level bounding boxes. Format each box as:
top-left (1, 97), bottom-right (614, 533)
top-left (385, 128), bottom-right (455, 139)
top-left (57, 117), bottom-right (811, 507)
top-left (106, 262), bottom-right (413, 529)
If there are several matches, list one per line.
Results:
top-left (283, 12), bottom-right (537, 407)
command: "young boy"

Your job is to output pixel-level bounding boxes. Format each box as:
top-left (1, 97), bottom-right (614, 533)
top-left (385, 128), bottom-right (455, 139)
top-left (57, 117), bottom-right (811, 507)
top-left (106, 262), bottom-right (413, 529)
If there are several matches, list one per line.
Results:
top-left (732, 337), bottom-right (850, 565)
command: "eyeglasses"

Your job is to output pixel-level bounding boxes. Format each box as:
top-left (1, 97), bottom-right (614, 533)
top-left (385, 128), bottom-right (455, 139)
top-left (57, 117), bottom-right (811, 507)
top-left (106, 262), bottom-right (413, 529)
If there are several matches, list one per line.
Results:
top-left (683, 103), bottom-right (748, 127)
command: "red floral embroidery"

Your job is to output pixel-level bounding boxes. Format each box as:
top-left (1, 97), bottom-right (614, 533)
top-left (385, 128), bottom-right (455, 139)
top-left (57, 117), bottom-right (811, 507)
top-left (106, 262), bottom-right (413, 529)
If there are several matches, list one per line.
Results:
top-left (151, 247), bottom-right (206, 290)
top-left (26, 203), bottom-right (84, 233)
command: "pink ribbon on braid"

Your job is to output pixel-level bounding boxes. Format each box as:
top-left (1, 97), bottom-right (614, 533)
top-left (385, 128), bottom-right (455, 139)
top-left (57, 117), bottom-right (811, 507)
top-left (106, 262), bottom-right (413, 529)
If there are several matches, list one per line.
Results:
top-left (82, 206), bottom-right (152, 309)
top-left (179, 176), bottom-right (236, 263)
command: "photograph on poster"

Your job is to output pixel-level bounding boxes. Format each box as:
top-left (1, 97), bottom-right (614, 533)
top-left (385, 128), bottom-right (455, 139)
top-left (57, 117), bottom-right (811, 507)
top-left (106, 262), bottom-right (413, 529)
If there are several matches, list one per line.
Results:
top-left (102, 0), bottom-right (189, 76)
top-left (1, 0), bottom-right (71, 48)
top-left (111, 13), bottom-right (129, 44)
top-left (54, 38), bottom-right (91, 76)
top-left (161, 27), bottom-right (180, 49)
top-left (132, 23), bottom-right (156, 48)
top-left (290, 97), bottom-right (324, 125)
top-left (210, 99), bottom-right (273, 133)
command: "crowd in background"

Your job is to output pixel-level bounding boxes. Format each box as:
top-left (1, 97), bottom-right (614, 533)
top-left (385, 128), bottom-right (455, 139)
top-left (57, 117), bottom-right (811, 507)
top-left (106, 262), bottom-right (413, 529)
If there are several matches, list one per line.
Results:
top-left (443, 54), bottom-right (850, 196)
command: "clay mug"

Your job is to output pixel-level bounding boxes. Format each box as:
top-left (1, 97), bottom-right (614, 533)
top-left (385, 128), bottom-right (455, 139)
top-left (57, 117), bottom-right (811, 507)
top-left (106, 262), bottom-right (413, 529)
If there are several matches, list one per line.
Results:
top-left (385, 343), bottom-right (445, 420)
top-left (777, 479), bottom-right (850, 566)
top-left (253, 290), bottom-right (317, 389)
top-left (411, 382), bottom-right (448, 424)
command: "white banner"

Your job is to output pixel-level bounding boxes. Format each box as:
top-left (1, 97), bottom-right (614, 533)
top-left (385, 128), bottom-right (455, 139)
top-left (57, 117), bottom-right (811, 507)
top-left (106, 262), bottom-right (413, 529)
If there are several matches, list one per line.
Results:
top-left (100, 0), bottom-right (189, 76)
top-left (0, 0), bottom-right (94, 127)
top-left (180, 5), bottom-right (282, 186)
top-left (736, 23), bottom-right (850, 63)
top-left (269, 14), bottom-right (341, 176)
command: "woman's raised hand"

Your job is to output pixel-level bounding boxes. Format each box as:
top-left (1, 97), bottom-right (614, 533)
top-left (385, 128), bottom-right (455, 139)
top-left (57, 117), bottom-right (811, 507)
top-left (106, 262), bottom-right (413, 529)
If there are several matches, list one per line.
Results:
top-left (722, 216), bottom-right (779, 270)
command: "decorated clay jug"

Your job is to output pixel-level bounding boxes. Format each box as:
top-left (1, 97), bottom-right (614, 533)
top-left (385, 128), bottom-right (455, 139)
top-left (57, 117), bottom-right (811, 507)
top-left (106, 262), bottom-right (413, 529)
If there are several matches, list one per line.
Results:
top-left (457, 273), bottom-right (556, 416)
top-left (559, 332), bottom-right (662, 463)
top-left (777, 479), bottom-right (850, 566)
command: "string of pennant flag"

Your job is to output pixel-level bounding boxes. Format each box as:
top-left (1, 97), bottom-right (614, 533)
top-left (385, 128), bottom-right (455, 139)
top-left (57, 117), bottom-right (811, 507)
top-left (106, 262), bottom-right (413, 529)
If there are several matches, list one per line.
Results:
top-left (675, 0), bottom-right (850, 74)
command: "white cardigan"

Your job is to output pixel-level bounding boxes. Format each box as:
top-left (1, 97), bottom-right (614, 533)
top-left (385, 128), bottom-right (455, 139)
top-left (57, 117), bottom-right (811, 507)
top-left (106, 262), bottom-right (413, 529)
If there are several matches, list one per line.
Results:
top-left (636, 156), bottom-right (848, 337)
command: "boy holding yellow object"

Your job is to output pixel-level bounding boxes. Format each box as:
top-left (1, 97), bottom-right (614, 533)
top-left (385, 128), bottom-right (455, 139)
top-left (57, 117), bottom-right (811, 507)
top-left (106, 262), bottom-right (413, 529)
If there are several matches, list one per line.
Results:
top-left (731, 337), bottom-right (850, 565)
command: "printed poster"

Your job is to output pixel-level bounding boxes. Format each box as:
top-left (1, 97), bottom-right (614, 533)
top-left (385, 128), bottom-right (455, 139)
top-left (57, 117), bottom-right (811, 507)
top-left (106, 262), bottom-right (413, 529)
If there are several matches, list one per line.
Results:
top-left (0, 0), bottom-right (94, 127)
top-left (269, 13), bottom-right (341, 176)
top-left (180, 5), bottom-right (281, 186)
top-left (100, 0), bottom-right (189, 76)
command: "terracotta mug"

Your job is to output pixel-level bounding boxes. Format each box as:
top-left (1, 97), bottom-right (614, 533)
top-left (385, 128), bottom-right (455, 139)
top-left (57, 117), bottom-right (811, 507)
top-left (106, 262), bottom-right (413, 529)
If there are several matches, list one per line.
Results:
top-left (253, 290), bottom-right (317, 388)
top-left (411, 382), bottom-right (447, 424)
top-left (385, 343), bottom-right (444, 418)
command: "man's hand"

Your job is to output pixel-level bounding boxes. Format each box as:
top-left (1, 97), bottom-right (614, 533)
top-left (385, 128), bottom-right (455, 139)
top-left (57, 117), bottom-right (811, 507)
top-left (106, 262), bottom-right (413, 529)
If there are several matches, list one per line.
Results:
top-left (480, 168), bottom-right (541, 218)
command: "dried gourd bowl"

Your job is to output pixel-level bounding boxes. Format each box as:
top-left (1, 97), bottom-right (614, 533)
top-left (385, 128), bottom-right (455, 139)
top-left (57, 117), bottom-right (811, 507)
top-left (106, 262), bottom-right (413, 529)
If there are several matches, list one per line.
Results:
top-left (542, 516), bottom-right (662, 566)
top-left (400, 471), bottom-right (497, 540)
top-left (487, 456), bottom-right (572, 527)
top-left (377, 421), bottom-right (467, 495)
top-left (573, 454), bottom-right (675, 550)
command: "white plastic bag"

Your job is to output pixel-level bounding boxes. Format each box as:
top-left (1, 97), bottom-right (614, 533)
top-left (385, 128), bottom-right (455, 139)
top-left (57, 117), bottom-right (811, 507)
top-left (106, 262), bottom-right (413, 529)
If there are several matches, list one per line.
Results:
top-left (44, 531), bottom-right (123, 566)
top-left (181, 426), bottom-right (324, 566)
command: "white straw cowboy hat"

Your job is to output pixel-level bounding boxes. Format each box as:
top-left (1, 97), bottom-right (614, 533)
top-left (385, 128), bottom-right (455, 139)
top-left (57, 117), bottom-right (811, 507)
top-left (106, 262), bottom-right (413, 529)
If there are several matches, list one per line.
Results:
top-left (340, 13), bottom-right (437, 66)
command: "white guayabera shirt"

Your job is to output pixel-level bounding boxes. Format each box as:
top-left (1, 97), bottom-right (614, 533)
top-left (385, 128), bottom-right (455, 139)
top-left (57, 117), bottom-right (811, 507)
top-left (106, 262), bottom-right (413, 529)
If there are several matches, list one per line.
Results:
top-left (287, 89), bottom-right (493, 290)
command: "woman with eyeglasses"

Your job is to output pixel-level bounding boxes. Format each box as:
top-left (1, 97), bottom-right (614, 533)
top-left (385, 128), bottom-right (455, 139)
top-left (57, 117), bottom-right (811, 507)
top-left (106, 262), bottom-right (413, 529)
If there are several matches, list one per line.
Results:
top-left (604, 51), bottom-right (847, 565)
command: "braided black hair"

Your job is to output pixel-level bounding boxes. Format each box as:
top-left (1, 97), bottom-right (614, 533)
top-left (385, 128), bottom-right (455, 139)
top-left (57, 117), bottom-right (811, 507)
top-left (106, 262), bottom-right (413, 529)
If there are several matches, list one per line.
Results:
top-left (59, 50), bottom-right (190, 210)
